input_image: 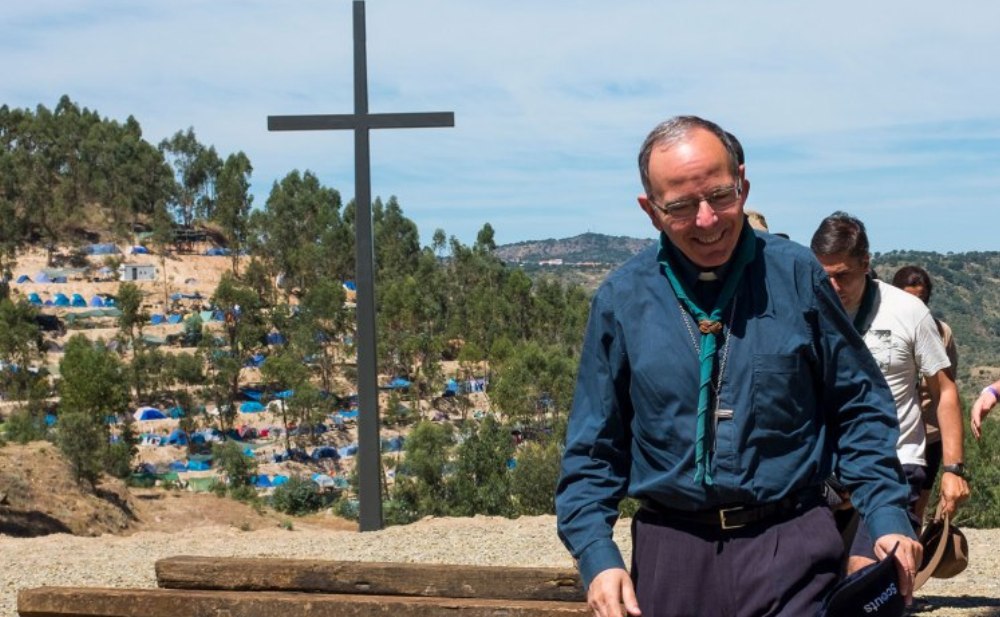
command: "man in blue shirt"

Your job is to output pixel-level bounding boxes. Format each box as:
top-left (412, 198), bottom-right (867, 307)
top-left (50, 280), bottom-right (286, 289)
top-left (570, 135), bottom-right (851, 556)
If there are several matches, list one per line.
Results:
top-left (555, 116), bottom-right (921, 617)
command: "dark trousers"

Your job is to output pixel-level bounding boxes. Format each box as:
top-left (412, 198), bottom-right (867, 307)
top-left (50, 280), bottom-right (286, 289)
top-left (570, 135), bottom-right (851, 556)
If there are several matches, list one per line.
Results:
top-left (631, 504), bottom-right (842, 617)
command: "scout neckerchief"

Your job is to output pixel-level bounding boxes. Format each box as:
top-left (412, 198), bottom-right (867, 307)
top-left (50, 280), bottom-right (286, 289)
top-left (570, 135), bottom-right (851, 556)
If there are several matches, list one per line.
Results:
top-left (853, 276), bottom-right (877, 335)
top-left (658, 224), bottom-right (757, 485)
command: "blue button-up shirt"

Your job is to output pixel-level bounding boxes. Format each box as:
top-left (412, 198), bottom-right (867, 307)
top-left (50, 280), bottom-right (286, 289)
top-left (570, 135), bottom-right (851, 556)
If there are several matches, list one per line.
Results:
top-left (555, 232), bottom-right (913, 586)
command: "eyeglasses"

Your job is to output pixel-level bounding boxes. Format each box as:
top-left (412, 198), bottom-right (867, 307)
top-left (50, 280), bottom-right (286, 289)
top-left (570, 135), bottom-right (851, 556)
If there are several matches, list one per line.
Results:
top-left (648, 184), bottom-right (741, 220)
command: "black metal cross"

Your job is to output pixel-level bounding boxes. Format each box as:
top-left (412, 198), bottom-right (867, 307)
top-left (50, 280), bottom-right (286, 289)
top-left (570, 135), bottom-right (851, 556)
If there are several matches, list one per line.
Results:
top-left (268, 0), bottom-right (454, 532)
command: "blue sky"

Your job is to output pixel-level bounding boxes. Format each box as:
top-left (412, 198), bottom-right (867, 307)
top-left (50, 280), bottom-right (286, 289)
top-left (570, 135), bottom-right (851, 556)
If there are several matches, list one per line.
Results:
top-left (5, 1), bottom-right (1000, 253)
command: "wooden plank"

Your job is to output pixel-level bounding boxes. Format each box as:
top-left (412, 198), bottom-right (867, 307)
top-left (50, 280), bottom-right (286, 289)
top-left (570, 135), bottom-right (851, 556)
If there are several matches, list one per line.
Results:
top-left (156, 557), bottom-right (585, 602)
top-left (18, 587), bottom-right (592, 617)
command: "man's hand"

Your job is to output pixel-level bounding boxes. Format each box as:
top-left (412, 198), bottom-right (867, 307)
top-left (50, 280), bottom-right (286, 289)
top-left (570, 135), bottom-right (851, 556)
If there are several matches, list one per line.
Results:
top-left (938, 471), bottom-right (970, 517)
top-left (971, 388), bottom-right (997, 439)
top-left (875, 534), bottom-right (923, 606)
top-left (587, 568), bottom-right (641, 617)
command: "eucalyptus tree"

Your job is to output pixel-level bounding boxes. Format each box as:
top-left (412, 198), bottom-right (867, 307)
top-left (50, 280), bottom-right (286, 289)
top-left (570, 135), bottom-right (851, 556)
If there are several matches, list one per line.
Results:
top-left (57, 335), bottom-right (130, 487)
top-left (488, 341), bottom-right (577, 425)
top-left (256, 170), bottom-right (347, 297)
top-left (0, 299), bottom-right (42, 401)
top-left (295, 276), bottom-right (349, 393)
top-left (85, 114), bottom-right (172, 243)
top-left (214, 151), bottom-right (253, 276)
top-left (158, 128), bottom-right (221, 227)
top-left (0, 107), bottom-right (28, 279)
top-left (373, 196), bottom-right (421, 280)
top-left (115, 282), bottom-right (145, 350)
top-left (207, 272), bottom-right (267, 429)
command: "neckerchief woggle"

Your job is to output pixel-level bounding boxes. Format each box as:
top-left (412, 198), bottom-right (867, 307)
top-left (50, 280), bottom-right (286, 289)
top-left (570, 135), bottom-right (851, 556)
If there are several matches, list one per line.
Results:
top-left (657, 223), bottom-right (757, 485)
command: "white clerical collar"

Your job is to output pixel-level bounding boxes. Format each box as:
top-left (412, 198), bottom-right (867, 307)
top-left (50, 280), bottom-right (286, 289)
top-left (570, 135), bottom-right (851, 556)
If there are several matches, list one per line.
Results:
top-left (698, 271), bottom-right (718, 282)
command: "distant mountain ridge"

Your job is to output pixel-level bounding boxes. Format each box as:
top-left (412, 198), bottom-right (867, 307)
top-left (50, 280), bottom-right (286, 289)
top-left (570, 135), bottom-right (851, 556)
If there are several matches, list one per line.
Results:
top-left (495, 232), bottom-right (654, 265)
top-left (495, 235), bottom-right (1000, 395)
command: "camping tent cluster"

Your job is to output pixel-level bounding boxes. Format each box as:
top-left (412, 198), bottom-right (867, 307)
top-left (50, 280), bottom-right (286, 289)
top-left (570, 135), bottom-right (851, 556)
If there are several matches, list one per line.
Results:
top-left (26, 291), bottom-right (116, 308)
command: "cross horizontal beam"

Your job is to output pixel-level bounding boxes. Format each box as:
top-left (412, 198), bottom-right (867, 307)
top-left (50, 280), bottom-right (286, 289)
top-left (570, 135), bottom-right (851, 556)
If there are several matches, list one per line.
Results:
top-left (268, 112), bottom-right (455, 132)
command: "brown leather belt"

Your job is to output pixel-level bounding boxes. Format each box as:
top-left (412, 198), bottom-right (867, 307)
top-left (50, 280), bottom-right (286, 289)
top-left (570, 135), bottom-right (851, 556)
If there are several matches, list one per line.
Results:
top-left (640, 488), bottom-right (824, 530)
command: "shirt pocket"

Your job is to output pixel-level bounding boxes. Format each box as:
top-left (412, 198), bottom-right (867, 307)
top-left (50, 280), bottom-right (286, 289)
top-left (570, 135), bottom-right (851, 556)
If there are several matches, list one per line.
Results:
top-left (752, 353), bottom-right (810, 433)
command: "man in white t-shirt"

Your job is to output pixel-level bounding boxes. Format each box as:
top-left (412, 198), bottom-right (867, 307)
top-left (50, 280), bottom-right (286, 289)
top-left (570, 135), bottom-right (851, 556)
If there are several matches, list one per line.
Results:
top-left (810, 212), bottom-right (970, 573)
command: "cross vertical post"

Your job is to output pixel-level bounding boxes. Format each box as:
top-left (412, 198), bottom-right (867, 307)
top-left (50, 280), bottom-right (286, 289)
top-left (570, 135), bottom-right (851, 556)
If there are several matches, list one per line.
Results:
top-left (268, 0), bottom-right (454, 531)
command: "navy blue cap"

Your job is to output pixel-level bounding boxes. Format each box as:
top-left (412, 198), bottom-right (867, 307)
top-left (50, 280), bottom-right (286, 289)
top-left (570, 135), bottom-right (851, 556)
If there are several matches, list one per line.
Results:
top-left (818, 543), bottom-right (904, 617)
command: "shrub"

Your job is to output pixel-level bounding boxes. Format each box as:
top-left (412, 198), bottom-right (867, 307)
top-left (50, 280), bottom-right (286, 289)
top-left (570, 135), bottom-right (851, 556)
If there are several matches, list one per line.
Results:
top-left (3, 409), bottom-right (48, 444)
top-left (510, 440), bottom-right (561, 515)
top-left (212, 441), bottom-right (257, 489)
top-left (271, 475), bottom-right (324, 515)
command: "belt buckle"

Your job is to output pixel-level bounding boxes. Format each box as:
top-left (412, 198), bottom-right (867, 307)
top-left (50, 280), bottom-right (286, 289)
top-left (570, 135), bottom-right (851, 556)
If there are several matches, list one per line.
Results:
top-left (719, 506), bottom-right (746, 530)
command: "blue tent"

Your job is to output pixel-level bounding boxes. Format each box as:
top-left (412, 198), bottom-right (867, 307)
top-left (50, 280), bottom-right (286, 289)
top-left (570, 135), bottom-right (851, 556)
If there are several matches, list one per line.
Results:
top-left (381, 436), bottom-right (405, 452)
top-left (444, 378), bottom-right (459, 396)
top-left (273, 389), bottom-right (294, 399)
top-left (168, 460), bottom-right (188, 471)
top-left (386, 377), bottom-right (411, 390)
top-left (187, 459), bottom-right (212, 471)
top-left (167, 313), bottom-right (183, 324)
top-left (166, 428), bottom-right (189, 446)
top-left (89, 295), bottom-right (105, 307)
top-left (149, 314), bottom-right (165, 325)
top-left (271, 475), bottom-right (290, 486)
top-left (85, 243), bottom-right (118, 255)
top-left (311, 446), bottom-right (340, 460)
top-left (45, 413), bottom-right (58, 426)
top-left (240, 401), bottom-right (265, 413)
top-left (28, 292), bottom-right (42, 305)
top-left (245, 353), bottom-right (266, 368)
top-left (265, 332), bottom-right (287, 346)
top-left (53, 293), bottom-right (70, 306)
top-left (254, 475), bottom-right (274, 488)
top-left (337, 444), bottom-right (358, 458)
top-left (70, 293), bottom-right (87, 307)
top-left (131, 245), bottom-right (150, 254)
top-left (35, 272), bottom-right (52, 283)
top-left (134, 407), bottom-right (167, 421)
top-left (167, 406), bottom-right (185, 419)
top-left (311, 473), bottom-right (338, 488)
top-left (16, 274), bottom-right (31, 283)
top-left (204, 247), bottom-right (230, 256)
top-left (51, 276), bottom-right (67, 284)
top-left (241, 388), bottom-right (264, 401)
top-left (343, 280), bottom-right (356, 291)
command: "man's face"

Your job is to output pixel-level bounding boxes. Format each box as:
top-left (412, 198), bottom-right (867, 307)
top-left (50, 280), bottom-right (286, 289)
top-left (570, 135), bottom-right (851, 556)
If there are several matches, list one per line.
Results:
top-left (638, 128), bottom-right (748, 269)
top-left (816, 252), bottom-right (870, 312)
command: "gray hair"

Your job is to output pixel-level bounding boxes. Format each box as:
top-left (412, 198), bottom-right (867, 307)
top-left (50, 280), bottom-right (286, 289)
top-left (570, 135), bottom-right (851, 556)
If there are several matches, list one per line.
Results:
top-left (638, 116), bottom-right (740, 197)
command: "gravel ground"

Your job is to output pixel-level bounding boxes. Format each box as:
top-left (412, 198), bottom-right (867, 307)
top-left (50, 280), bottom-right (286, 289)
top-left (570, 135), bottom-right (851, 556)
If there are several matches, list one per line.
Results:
top-left (2, 516), bottom-right (998, 617)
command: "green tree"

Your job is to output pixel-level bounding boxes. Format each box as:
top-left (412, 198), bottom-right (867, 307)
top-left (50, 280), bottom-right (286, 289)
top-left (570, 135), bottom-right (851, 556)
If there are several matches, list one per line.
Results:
top-left (213, 440), bottom-right (259, 501)
top-left (390, 421), bottom-right (454, 520)
top-left (510, 440), bottom-right (562, 515)
top-left (115, 282), bottom-right (145, 348)
top-left (158, 127), bottom-right (221, 227)
top-left (0, 299), bottom-right (42, 401)
top-left (213, 151), bottom-right (253, 276)
top-left (57, 335), bottom-right (130, 487)
top-left (206, 272), bottom-right (267, 429)
top-left (450, 416), bottom-right (514, 516)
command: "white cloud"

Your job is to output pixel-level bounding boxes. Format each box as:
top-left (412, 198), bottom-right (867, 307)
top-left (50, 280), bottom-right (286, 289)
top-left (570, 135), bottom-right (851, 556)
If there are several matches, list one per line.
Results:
top-left (4, 1), bottom-right (1000, 250)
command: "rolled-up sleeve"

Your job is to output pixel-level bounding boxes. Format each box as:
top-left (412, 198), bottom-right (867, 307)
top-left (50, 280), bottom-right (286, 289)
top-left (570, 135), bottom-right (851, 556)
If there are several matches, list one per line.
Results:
top-left (556, 286), bottom-right (633, 586)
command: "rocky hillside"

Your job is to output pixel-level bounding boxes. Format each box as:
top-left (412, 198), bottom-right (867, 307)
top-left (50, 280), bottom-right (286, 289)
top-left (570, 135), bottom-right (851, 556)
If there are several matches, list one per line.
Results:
top-left (495, 232), bottom-right (654, 265)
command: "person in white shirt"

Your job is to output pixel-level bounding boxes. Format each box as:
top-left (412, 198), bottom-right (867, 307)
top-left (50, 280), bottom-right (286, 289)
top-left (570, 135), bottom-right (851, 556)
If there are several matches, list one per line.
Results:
top-left (810, 212), bottom-right (970, 573)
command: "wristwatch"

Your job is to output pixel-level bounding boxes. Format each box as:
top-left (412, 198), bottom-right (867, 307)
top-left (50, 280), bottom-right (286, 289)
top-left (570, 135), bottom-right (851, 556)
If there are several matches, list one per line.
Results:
top-left (941, 463), bottom-right (966, 478)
